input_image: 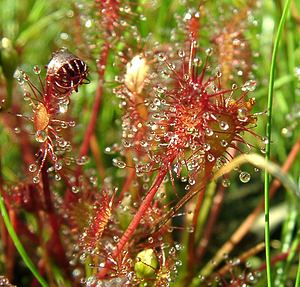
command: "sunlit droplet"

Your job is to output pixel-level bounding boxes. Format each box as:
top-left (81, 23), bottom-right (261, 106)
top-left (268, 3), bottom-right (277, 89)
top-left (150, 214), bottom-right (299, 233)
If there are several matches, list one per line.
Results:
top-left (222, 179), bottom-right (231, 187)
top-left (29, 164), bottom-right (37, 173)
top-left (239, 171), bottom-right (251, 183)
top-left (241, 80), bottom-right (256, 92)
top-left (33, 65), bottom-right (41, 75)
top-left (35, 130), bottom-right (48, 142)
top-left (33, 176), bottom-right (40, 184)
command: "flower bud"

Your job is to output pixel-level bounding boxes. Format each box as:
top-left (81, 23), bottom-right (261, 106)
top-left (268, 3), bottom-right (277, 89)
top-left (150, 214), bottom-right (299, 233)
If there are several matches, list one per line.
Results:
top-left (134, 248), bottom-right (158, 279)
top-left (0, 37), bottom-right (19, 80)
top-left (124, 55), bottom-right (149, 94)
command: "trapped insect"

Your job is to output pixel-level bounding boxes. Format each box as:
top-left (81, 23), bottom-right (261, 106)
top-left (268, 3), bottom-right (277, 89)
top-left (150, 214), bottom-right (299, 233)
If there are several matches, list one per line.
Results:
top-left (46, 48), bottom-right (89, 96)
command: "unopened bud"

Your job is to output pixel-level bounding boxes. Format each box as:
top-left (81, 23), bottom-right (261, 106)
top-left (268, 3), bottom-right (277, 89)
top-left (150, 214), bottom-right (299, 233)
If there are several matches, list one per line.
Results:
top-left (0, 38), bottom-right (19, 80)
top-left (124, 55), bottom-right (149, 94)
top-left (134, 248), bottom-right (158, 279)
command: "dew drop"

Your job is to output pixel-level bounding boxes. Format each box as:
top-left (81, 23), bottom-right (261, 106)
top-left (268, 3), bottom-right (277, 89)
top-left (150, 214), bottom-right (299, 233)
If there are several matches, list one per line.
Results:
top-left (241, 80), bottom-right (256, 92)
top-left (205, 48), bottom-right (213, 56)
top-left (76, 156), bottom-right (89, 165)
top-left (175, 243), bottom-right (182, 251)
top-left (220, 140), bottom-right (228, 147)
top-left (140, 140), bottom-right (148, 148)
top-left (261, 136), bottom-right (269, 144)
top-left (177, 50), bottom-right (185, 58)
top-left (185, 184), bottom-right (191, 190)
top-left (260, 147), bottom-right (266, 154)
top-left (59, 140), bottom-right (68, 148)
top-left (61, 122), bottom-right (68, 129)
top-left (89, 176), bottom-right (97, 185)
top-left (175, 260), bottom-right (182, 266)
top-left (23, 73), bottom-right (29, 82)
top-left (237, 108), bottom-right (248, 122)
top-left (168, 63), bottom-right (176, 71)
top-left (33, 176), bottom-right (40, 184)
top-left (187, 226), bottom-right (194, 233)
top-left (122, 140), bottom-right (131, 148)
top-left (157, 53), bottom-right (166, 62)
top-left (60, 32), bottom-right (69, 40)
top-left (55, 174), bottom-right (61, 181)
top-left (193, 57), bottom-right (201, 65)
top-left (58, 102), bottom-right (69, 114)
top-left (35, 130), bottom-right (48, 142)
top-left (54, 161), bottom-right (62, 171)
top-left (205, 128), bottom-right (213, 136)
top-left (29, 164), bottom-right (37, 173)
top-left (281, 127), bottom-right (293, 137)
top-left (169, 247), bottom-right (176, 255)
top-left (188, 177), bottom-right (195, 186)
top-left (203, 143), bottom-right (211, 151)
top-left (231, 83), bottom-right (238, 90)
top-left (14, 127), bottom-right (21, 134)
top-left (239, 171), bottom-right (251, 183)
top-left (71, 186), bottom-right (80, 193)
top-left (72, 268), bottom-right (82, 278)
top-left (23, 92), bottom-right (31, 101)
top-left (33, 65), bottom-right (41, 75)
top-left (181, 176), bottom-right (187, 182)
top-left (142, 183), bottom-right (149, 190)
top-left (153, 98), bottom-right (161, 106)
top-left (184, 11), bottom-right (192, 20)
top-left (112, 158), bottom-right (126, 169)
top-left (237, 70), bottom-right (243, 76)
top-left (222, 179), bottom-right (231, 187)
top-left (219, 121), bottom-right (229, 131)
top-left (207, 153), bottom-right (215, 162)
top-left (14, 69), bottom-right (24, 84)
top-left (68, 121), bottom-right (76, 127)
top-left (139, 14), bottom-right (146, 21)
top-left (104, 146), bottom-right (113, 154)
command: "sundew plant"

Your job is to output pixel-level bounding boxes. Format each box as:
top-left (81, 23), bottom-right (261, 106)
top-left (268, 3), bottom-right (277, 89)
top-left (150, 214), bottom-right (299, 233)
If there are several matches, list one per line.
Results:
top-left (0, 0), bottom-right (300, 286)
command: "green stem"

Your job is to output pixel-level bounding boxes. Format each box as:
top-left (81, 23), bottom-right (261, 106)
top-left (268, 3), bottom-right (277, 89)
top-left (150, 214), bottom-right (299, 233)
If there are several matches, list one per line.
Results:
top-left (296, 250), bottom-right (300, 287)
top-left (4, 79), bottom-right (13, 111)
top-left (0, 195), bottom-right (49, 287)
top-left (265, 0), bottom-right (291, 286)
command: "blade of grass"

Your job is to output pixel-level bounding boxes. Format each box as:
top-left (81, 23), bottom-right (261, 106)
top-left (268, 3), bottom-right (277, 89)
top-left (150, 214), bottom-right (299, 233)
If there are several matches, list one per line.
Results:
top-left (275, 195), bottom-right (298, 287)
top-left (16, 10), bottom-right (65, 47)
top-left (0, 195), bottom-right (49, 287)
top-left (265, 0), bottom-right (291, 286)
top-left (296, 249), bottom-right (300, 287)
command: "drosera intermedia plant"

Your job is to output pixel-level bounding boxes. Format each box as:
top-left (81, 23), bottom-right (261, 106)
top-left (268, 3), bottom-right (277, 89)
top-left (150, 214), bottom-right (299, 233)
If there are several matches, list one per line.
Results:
top-left (13, 49), bottom-right (89, 183)
top-left (96, 31), bottom-right (259, 279)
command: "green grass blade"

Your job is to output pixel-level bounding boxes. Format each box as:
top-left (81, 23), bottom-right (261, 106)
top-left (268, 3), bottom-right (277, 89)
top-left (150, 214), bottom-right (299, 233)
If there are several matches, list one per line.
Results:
top-left (295, 226), bottom-right (300, 287)
top-left (0, 195), bottom-right (49, 287)
top-left (275, 197), bottom-right (298, 287)
top-left (265, 0), bottom-right (291, 286)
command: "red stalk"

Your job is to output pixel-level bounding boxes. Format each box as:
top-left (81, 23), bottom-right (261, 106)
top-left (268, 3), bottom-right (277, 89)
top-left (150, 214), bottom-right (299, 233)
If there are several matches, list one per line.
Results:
top-left (97, 156), bottom-right (175, 278)
top-left (196, 184), bottom-right (226, 260)
top-left (79, 43), bottom-right (109, 158)
top-left (187, 162), bottom-right (213, 272)
top-left (41, 168), bottom-right (70, 276)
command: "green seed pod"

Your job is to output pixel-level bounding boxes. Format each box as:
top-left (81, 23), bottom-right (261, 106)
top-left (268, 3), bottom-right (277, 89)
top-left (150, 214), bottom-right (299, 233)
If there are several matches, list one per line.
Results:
top-left (134, 249), bottom-right (159, 279)
top-left (0, 37), bottom-right (19, 80)
top-left (0, 37), bottom-right (19, 110)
